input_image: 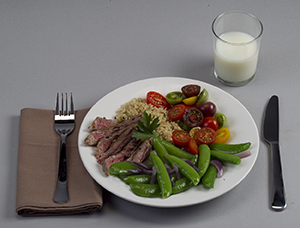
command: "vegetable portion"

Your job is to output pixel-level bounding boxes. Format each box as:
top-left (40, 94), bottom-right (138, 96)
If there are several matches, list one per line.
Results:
top-left (146, 91), bottom-right (171, 109)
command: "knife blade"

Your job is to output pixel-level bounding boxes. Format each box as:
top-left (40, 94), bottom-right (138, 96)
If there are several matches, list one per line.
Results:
top-left (263, 95), bottom-right (287, 211)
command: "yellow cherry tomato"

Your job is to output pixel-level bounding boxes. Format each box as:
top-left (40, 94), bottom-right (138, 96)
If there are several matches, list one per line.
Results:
top-left (183, 96), bottom-right (198, 105)
top-left (189, 127), bottom-right (201, 140)
top-left (214, 127), bottom-right (230, 144)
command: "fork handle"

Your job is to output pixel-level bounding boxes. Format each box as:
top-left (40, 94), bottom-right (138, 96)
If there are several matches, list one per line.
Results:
top-left (54, 134), bottom-right (69, 203)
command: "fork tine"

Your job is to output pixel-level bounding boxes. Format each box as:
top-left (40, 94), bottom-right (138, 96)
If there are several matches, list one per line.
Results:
top-left (65, 92), bottom-right (68, 115)
top-left (55, 93), bottom-right (59, 115)
top-left (61, 93), bottom-right (64, 115)
top-left (70, 92), bottom-right (74, 114)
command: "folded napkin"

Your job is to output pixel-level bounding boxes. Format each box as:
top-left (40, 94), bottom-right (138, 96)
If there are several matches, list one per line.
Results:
top-left (16, 108), bottom-right (103, 216)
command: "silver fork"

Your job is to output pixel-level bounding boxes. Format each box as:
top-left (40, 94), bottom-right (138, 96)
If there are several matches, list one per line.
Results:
top-left (53, 92), bottom-right (75, 203)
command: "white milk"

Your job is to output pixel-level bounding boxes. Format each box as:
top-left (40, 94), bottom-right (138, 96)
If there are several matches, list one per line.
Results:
top-left (214, 31), bottom-right (259, 82)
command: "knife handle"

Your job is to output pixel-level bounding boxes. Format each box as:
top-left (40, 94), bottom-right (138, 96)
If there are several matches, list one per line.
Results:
top-left (270, 143), bottom-right (287, 211)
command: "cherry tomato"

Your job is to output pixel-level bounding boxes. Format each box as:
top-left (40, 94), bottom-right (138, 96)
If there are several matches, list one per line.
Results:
top-left (146, 91), bottom-right (171, 109)
top-left (201, 116), bottom-right (219, 131)
top-left (214, 127), bottom-right (230, 144)
top-left (188, 138), bottom-right (199, 155)
top-left (189, 127), bottom-right (201, 140)
top-left (183, 96), bottom-right (198, 105)
top-left (167, 104), bottom-right (186, 121)
top-left (183, 108), bottom-right (204, 128)
top-left (199, 102), bottom-right (217, 117)
top-left (172, 130), bottom-right (191, 147)
top-left (197, 127), bottom-right (216, 145)
top-left (181, 84), bottom-right (201, 98)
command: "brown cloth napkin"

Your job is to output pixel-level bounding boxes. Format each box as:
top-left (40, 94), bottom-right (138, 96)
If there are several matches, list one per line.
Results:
top-left (16, 108), bottom-right (103, 216)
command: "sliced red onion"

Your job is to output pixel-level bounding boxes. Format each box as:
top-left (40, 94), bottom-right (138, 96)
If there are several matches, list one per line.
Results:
top-left (130, 161), bottom-right (152, 170)
top-left (173, 163), bottom-right (181, 180)
top-left (235, 150), bottom-right (252, 159)
top-left (150, 166), bottom-right (157, 184)
top-left (210, 159), bottom-right (223, 178)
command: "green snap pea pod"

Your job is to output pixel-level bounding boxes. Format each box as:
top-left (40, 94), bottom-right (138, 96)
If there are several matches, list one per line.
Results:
top-left (123, 174), bottom-right (152, 184)
top-left (209, 142), bottom-right (251, 154)
top-left (152, 136), bottom-right (169, 163)
top-left (198, 144), bottom-right (211, 179)
top-left (190, 154), bottom-right (199, 165)
top-left (202, 164), bottom-right (217, 188)
top-left (129, 183), bottom-right (161, 197)
top-left (109, 161), bottom-right (143, 175)
top-left (159, 137), bottom-right (194, 160)
top-left (150, 151), bottom-right (172, 198)
top-left (172, 177), bottom-right (194, 194)
top-left (210, 150), bottom-right (241, 165)
top-left (165, 154), bottom-right (200, 186)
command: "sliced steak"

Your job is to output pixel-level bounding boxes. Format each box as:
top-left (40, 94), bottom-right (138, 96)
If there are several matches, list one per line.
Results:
top-left (84, 128), bottom-right (114, 146)
top-left (88, 117), bottom-right (117, 131)
top-left (96, 127), bottom-right (135, 164)
top-left (102, 138), bottom-right (142, 175)
top-left (126, 138), bottom-right (152, 163)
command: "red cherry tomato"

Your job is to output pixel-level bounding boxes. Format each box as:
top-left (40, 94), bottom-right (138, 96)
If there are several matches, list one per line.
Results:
top-left (172, 130), bottom-right (191, 147)
top-left (188, 138), bottom-right (199, 155)
top-left (146, 91), bottom-right (171, 109)
top-left (196, 127), bottom-right (216, 145)
top-left (181, 84), bottom-right (201, 98)
top-left (167, 104), bottom-right (186, 121)
top-left (201, 116), bottom-right (219, 131)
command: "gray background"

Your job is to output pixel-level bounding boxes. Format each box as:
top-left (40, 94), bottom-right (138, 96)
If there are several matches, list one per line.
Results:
top-left (1, 0), bottom-right (299, 227)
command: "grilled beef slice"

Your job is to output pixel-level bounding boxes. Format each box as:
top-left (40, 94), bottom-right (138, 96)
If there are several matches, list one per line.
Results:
top-left (88, 117), bottom-right (117, 131)
top-left (102, 138), bottom-right (142, 175)
top-left (96, 127), bottom-right (135, 164)
top-left (126, 138), bottom-right (152, 162)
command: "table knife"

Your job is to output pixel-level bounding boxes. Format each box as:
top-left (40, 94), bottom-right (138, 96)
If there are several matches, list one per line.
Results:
top-left (263, 95), bottom-right (287, 211)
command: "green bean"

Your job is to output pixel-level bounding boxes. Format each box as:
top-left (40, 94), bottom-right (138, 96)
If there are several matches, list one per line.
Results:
top-left (172, 177), bottom-right (194, 194)
top-left (152, 136), bottom-right (169, 163)
top-left (150, 151), bottom-right (172, 198)
top-left (165, 154), bottom-right (200, 186)
top-left (210, 150), bottom-right (241, 165)
top-left (129, 183), bottom-right (161, 197)
top-left (123, 174), bottom-right (152, 184)
top-left (159, 137), bottom-right (194, 160)
top-left (209, 142), bottom-right (251, 154)
top-left (202, 164), bottom-right (217, 188)
top-left (197, 144), bottom-right (211, 179)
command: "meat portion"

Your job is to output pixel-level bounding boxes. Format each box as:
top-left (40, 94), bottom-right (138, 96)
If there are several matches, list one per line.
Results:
top-left (86, 114), bottom-right (153, 176)
top-left (102, 138), bottom-right (142, 175)
top-left (126, 139), bottom-right (152, 163)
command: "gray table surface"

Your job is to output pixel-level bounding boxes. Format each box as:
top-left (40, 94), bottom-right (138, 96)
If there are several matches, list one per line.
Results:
top-left (1, 0), bottom-right (299, 227)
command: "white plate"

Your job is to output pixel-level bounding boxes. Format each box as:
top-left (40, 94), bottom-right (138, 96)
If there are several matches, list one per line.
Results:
top-left (78, 77), bottom-right (259, 207)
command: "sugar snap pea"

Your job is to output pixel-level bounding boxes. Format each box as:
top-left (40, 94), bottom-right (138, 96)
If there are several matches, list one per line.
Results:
top-left (159, 137), bottom-right (194, 160)
top-left (210, 150), bottom-right (241, 165)
top-left (150, 151), bottom-right (172, 198)
top-left (172, 177), bottom-right (194, 194)
top-left (129, 183), bottom-right (161, 197)
top-left (165, 154), bottom-right (200, 186)
top-left (209, 142), bottom-right (251, 154)
top-left (109, 161), bottom-right (144, 175)
top-left (202, 164), bottom-right (217, 188)
top-left (152, 136), bottom-right (169, 163)
top-left (123, 174), bottom-right (152, 184)
top-left (197, 144), bottom-right (211, 179)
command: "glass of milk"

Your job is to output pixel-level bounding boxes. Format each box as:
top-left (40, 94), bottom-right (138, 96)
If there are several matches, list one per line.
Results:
top-left (212, 11), bottom-right (263, 86)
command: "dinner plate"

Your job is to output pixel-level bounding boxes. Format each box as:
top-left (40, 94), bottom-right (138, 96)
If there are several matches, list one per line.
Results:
top-left (78, 77), bottom-right (259, 207)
